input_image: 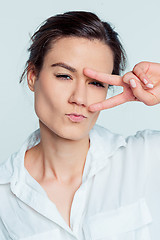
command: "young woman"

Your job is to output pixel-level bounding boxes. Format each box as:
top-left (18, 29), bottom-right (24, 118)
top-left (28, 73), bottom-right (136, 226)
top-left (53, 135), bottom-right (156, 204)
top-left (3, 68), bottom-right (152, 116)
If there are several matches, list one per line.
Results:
top-left (0, 11), bottom-right (160, 240)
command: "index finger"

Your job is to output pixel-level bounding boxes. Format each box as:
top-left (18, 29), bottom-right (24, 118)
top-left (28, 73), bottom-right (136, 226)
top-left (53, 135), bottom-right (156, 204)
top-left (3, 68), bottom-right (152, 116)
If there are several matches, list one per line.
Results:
top-left (88, 92), bottom-right (128, 112)
top-left (83, 68), bottom-right (123, 86)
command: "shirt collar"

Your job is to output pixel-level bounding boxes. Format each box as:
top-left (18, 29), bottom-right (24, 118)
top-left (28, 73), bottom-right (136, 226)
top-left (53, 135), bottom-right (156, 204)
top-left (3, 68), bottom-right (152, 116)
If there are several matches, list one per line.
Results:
top-left (0, 124), bottom-right (126, 185)
top-left (83, 124), bottom-right (126, 181)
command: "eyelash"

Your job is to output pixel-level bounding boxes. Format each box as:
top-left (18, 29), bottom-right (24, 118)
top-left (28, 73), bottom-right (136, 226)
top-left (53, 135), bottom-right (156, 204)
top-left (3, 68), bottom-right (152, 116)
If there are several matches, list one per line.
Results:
top-left (55, 74), bottom-right (105, 88)
top-left (56, 74), bottom-right (72, 80)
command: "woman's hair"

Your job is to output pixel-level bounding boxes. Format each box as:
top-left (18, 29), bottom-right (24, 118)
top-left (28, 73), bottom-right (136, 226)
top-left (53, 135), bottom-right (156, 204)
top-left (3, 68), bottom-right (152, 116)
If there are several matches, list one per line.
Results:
top-left (19, 11), bottom-right (127, 88)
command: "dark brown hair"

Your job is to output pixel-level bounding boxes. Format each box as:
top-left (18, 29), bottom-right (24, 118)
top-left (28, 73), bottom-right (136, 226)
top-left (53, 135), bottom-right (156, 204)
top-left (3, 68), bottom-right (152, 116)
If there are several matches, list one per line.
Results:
top-left (19, 11), bottom-right (127, 88)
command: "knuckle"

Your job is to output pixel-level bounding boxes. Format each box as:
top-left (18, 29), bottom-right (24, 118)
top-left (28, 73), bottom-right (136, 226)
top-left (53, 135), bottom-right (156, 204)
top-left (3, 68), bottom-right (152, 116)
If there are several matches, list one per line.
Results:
top-left (145, 101), bottom-right (152, 106)
top-left (133, 61), bottom-right (146, 70)
top-left (123, 72), bottom-right (136, 83)
top-left (123, 72), bottom-right (132, 82)
top-left (139, 72), bottom-right (145, 81)
top-left (133, 65), bottom-right (141, 75)
top-left (133, 61), bottom-right (147, 75)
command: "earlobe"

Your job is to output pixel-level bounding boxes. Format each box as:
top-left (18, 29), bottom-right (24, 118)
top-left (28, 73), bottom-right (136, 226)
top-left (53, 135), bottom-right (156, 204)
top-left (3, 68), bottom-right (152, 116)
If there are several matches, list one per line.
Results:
top-left (27, 66), bottom-right (37, 92)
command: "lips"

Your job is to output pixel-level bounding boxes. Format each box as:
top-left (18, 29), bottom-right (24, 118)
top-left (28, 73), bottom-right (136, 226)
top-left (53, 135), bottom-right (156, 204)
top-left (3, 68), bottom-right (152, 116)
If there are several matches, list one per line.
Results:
top-left (67, 113), bottom-right (86, 117)
top-left (66, 113), bottom-right (87, 122)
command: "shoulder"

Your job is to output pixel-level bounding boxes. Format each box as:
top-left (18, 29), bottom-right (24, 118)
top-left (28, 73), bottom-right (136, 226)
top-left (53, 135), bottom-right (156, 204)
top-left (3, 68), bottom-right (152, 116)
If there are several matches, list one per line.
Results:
top-left (91, 124), bottom-right (126, 146)
top-left (92, 124), bottom-right (160, 146)
top-left (0, 128), bottom-right (41, 185)
top-left (93, 124), bottom-right (160, 142)
top-left (0, 152), bottom-right (18, 185)
top-left (90, 124), bottom-right (127, 158)
top-left (126, 128), bottom-right (160, 142)
top-left (91, 124), bottom-right (160, 159)
top-left (125, 129), bottom-right (160, 154)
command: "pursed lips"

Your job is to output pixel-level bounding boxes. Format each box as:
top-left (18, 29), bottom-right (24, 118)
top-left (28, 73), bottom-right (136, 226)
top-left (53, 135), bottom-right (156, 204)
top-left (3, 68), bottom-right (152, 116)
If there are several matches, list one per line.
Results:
top-left (66, 113), bottom-right (87, 118)
top-left (66, 113), bottom-right (87, 122)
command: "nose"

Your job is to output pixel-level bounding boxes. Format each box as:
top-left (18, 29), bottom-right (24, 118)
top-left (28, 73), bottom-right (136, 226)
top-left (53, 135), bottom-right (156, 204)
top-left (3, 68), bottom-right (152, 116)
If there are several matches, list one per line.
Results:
top-left (68, 81), bottom-right (87, 107)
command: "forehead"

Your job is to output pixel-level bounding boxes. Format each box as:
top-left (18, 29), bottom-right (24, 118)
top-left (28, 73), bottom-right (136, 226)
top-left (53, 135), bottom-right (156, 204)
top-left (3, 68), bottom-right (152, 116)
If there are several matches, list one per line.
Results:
top-left (44, 37), bottom-right (114, 73)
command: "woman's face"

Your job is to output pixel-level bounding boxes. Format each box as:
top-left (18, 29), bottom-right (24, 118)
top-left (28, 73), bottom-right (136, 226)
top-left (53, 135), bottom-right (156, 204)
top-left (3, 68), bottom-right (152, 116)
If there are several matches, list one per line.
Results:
top-left (28, 37), bottom-right (114, 140)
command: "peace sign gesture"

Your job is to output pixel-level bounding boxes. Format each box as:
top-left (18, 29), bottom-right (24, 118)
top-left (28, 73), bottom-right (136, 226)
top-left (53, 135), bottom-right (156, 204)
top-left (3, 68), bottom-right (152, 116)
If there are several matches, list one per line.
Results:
top-left (84, 61), bottom-right (160, 112)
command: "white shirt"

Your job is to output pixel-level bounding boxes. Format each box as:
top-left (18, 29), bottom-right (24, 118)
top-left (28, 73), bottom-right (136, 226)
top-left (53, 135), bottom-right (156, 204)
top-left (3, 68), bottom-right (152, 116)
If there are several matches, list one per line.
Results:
top-left (0, 124), bottom-right (160, 240)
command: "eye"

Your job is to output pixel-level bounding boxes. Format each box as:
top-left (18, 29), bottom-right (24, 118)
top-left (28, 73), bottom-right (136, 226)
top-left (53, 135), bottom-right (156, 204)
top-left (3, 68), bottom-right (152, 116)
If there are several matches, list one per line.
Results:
top-left (89, 81), bottom-right (105, 88)
top-left (55, 74), bottom-right (72, 80)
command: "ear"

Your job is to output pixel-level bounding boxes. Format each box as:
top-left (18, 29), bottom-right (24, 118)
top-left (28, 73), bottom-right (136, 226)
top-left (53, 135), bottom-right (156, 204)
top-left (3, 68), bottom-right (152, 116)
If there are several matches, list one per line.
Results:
top-left (27, 64), bottom-right (38, 92)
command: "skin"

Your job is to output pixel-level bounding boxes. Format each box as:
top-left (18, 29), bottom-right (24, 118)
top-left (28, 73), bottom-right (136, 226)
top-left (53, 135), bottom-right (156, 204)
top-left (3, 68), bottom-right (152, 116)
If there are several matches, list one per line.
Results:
top-left (26, 37), bottom-right (114, 184)
top-left (84, 62), bottom-right (160, 111)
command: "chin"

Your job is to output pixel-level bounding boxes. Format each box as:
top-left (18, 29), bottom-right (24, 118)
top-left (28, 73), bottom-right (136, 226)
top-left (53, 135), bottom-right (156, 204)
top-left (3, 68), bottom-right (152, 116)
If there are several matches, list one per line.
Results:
top-left (55, 125), bottom-right (91, 141)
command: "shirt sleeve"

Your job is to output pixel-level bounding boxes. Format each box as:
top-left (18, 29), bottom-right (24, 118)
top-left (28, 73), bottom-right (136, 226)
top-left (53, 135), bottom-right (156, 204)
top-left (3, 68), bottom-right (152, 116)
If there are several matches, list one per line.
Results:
top-left (131, 129), bottom-right (160, 239)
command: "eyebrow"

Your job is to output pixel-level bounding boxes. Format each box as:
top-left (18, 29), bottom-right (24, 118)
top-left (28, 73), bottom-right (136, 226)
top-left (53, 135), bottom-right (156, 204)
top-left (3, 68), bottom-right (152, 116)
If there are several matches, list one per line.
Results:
top-left (51, 62), bottom-right (77, 73)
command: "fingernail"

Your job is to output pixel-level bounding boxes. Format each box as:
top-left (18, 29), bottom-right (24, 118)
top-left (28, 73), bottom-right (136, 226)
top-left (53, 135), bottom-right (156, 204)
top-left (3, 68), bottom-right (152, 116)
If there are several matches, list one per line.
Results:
top-left (130, 79), bottom-right (136, 88)
top-left (146, 83), bottom-right (154, 88)
top-left (143, 78), bottom-right (148, 84)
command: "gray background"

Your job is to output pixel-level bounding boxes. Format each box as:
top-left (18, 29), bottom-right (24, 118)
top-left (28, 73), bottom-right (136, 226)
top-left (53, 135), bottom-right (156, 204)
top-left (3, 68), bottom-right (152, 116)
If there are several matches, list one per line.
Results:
top-left (0, 0), bottom-right (160, 162)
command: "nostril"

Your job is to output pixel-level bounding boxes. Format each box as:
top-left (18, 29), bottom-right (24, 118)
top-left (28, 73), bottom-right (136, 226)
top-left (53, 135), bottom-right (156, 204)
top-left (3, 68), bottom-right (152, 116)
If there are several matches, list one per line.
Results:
top-left (69, 89), bottom-right (87, 106)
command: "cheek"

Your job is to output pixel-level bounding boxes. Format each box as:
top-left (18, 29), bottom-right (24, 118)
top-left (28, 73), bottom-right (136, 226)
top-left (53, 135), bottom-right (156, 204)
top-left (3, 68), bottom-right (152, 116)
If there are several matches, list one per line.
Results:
top-left (34, 79), bottom-right (64, 119)
top-left (88, 111), bottom-right (100, 130)
top-left (87, 87), bottom-right (108, 105)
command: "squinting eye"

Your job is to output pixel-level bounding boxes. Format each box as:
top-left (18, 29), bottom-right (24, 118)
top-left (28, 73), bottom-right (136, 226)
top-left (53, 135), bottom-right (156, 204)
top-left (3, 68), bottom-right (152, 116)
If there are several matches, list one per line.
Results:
top-left (55, 74), bottom-right (72, 80)
top-left (90, 81), bottom-right (105, 88)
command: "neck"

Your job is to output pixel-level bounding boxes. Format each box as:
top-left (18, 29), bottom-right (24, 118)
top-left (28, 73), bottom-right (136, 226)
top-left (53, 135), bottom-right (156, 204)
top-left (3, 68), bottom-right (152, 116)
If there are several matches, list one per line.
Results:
top-left (34, 121), bottom-right (90, 183)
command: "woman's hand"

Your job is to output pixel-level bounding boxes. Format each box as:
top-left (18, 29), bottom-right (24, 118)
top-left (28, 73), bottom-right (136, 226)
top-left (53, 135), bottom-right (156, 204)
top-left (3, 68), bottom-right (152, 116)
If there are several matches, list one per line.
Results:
top-left (84, 61), bottom-right (160, 112)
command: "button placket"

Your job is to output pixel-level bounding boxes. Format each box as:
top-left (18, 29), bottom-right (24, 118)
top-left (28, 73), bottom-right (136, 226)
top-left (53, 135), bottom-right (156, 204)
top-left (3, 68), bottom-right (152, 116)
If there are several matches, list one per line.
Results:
top-left (70, 180), bottom-right (92, 236)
